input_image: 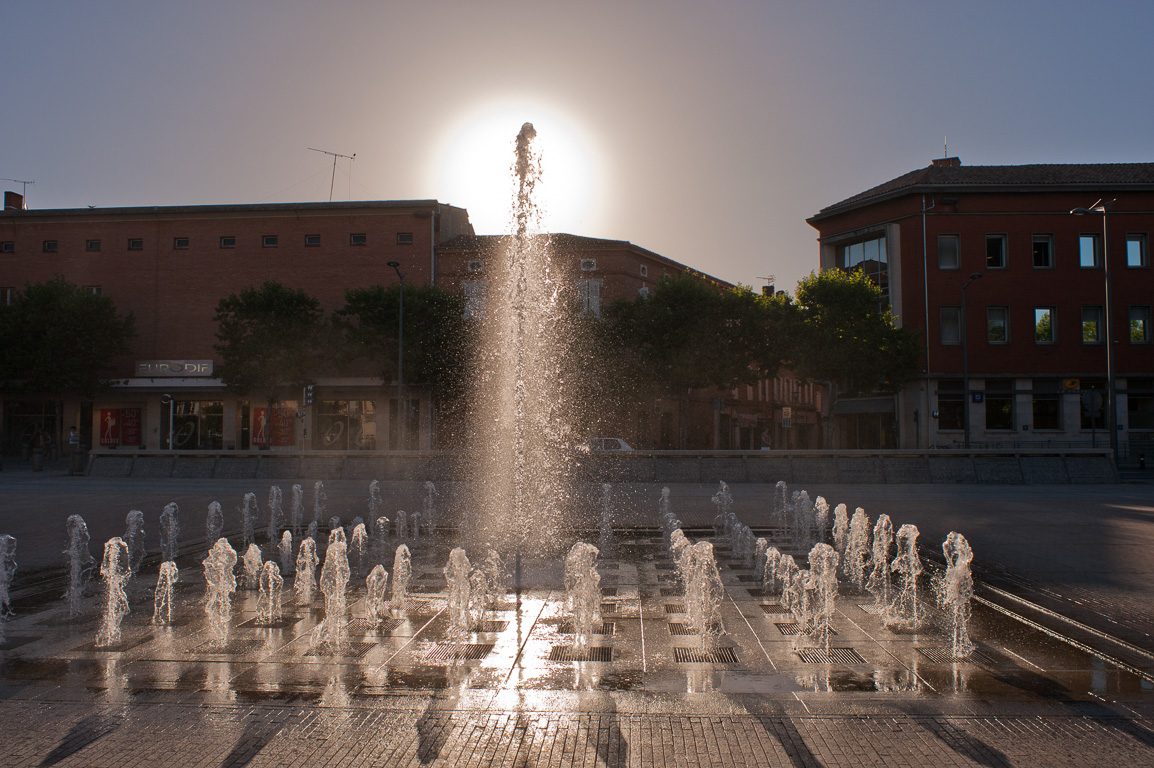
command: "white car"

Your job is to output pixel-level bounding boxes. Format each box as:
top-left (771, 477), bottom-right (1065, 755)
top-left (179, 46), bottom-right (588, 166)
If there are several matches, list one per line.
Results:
top-left (585, 437), bottom-right (634, 452)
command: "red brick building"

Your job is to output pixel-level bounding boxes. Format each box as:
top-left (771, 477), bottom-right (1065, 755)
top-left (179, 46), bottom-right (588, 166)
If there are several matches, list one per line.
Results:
top-left (807, 159), bottom-right (1154, 458)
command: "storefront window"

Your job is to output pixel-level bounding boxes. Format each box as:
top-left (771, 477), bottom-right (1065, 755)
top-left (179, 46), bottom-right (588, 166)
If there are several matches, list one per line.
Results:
top-left (314, 400), bottom-right (377, 450)
top-left (166, 401), bottom-right (223, 449)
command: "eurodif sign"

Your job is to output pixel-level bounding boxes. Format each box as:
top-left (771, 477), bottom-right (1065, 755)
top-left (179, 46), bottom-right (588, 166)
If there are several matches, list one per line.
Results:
top-left (135, 360), bottom-right (214, 377)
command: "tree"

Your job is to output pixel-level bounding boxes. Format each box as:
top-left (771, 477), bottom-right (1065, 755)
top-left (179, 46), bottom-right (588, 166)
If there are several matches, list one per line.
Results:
top-left (0, 276), bottom-right (136, 397)
top-left (213, 281), bottom-right (327, 402)
top-left (789, 269), bottom-right (920, 397)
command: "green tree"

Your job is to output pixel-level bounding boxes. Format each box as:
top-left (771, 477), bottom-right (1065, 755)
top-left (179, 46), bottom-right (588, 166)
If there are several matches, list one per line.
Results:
top-left (213, 281), bottom-right (327, 402)
top-left (0, 276), bottom-right (136, 397)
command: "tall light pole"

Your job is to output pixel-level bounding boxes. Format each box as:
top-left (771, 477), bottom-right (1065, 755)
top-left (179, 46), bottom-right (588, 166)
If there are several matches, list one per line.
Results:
top-left (1071, 199), bottom-right (1117, 465)
top-left (961, 272), bottom-right (982, 450)
top-left (387, 261), bottom-right (406, 450)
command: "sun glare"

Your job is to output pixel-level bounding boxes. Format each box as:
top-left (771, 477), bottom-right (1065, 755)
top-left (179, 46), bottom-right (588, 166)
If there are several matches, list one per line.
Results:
top-left (432, 101), bottom-right (602, 236)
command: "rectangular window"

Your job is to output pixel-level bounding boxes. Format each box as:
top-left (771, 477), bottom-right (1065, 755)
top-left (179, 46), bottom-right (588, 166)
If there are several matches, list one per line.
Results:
top-left (1032, 379), bottom-right (1062, 430)
top-left (262, 235), bottom-right (278, 247)
top-left (1080, 379), bottom-right (1106, 430)
top-left (1082, 306), bottom-right (1103, 343)
top-left (461, 280), bottom-right (487, 320)
top-left (1127, 234), bottom-right (1148, 268)
top-left (937, 234), bottom-right (960, 269)
top-left (1079, 234), bottom-right (1100, 268)
top-left (82, 285), bottom-right (102, 297)
top-left (220, 236), bottom-right (236, 248)
top-left (576, 279), bottom-right (602, 317)
top-left (466, 259), bottom-right (483, 274)
top-left (1034, 307), bottom-right (1055, 343)
top-left (1032, 235), bottom-right (1053, 268)
top-left (173, 237), bottom-right (189, 249)
top-left (985, 235), bottom-right (1006, 268)
top-left (128, 238), bottom-right (143, 250)
top-left (987, 306), bottom-right (1009, 343)
top-left (43, 240), bottom-right (58, 252)
top-left (396, 232), bottom-right (413, 245)
top-left (1131, 306), bottom-right (1152, 343)
top-left (0, 287), bottom-right (14, 305)
top-left (305, 234), bottom-right (321, 247)
top-left (349, 234), bottom-right (367, 246)
top-left (580, 259), bottom-right (597, 272)
top-left (1128, 377), bottom-right (1154, 431)
top-left (937, 379), bottom-right (963, 430)
top-left (985, 380), bottom-right (1014, 430)
top-left (85, 239), bottom-right (101, 252)
top-left (940, 306), bottom-right (961, 345)
top-left (1, 241), bottom-right (14, 253)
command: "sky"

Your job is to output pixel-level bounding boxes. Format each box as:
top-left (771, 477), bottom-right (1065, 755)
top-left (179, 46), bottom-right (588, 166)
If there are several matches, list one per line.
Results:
top-left (5, 0), bottom-right (1154, 294)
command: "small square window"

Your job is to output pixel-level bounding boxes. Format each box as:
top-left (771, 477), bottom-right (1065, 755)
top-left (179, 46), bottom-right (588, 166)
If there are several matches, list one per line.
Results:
top-left (580, 259), bottom-right (597, 272)
top-left (173, 237), bottom-right (190, 250)
top-left (1034, 307), bottom-right (1055, 343)
top-left (937, 234), bottom-right (959, 269)
top-left (396, 232), bottom-right (414, 245)
top-left (1082, 306), bottom-right (1102, 343)
top-left (305, 234), bottom-right (321, 247)
top-left (1132, 306), bottom-right (1152, 343)
top-left (987, 306), bottom-right (1009, 343)
top-left (349, 233), bottom-right (367, 246)
top-left (43, 240), bottom-right (58, 253)
top-left (1032, 235), bottom-right (1052, 268)
top-left (262, 235), bottom-right (278, 248)
top-left (0, 241), bottom-right (14, 253)
top-left (86, 239), bottom-right (101, 252)
top-left (82, 285), bottom-right (102, 297)
top-left (0, 287), bottom-right (15, 305)
top-left (1079, 234), bottom-right (1099, 268)
top-left (985, 235), bottom-right (1006, 268)
top-left (640, 264), bottom-right (649, 277)
top-left (220, 236), bottom-right (236, 248)
top-left (940, 306), bottom-right (961, 345)
top-left (467, 260), bottom-right (483, 274)
top-left (127, 238), bottom-right (143, 250)
top-left (1127, 234), bottom-right (1148, 268)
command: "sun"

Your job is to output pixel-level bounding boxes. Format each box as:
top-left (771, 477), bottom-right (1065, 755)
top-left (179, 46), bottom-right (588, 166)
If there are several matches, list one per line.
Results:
top-left (432, 100), bottom-right (602, 236)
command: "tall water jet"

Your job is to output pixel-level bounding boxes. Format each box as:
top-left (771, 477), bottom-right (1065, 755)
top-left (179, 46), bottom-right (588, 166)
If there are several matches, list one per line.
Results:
top-left (350, 523), bottom-right (368, 578)
top-left (773, 481), bottom-right (788, 526)
top-left (391, 544), bottom-right (412, 611)
top-left (279, 531), bottom-right (294, 575)
top-left (762, 545), bottom-right (782, 596)
top-left (831, 503), bottom-right (849, 555)
top-left (777, 554), bottom-right (801, 616)
top-left (290, 484), bottom-right (304, 538)
top-left (684, 541), bottom-right (723, 650)
top-left (159, 503), bottom-right (180, 563)
top-left (268, 485), bottom-right (284, 545)
top-left (366, 565), bottom-right (389, 625)
top-left (564, 542), bottom-right (601, 650)
top-left (394, 510), bottom-right (408, 542)
top-left (887, 523), bottom-right (923, 629)
top-left (422, 481), bottom-right (438, 538)
top-left (257, 561), bottom-right (284, 626)
top-left (938, 532), bottom-right (975, 658)
top-left (316, 540), bottom-right (350, 650)
top-left (0, 535), bottom-right (17, 642)
top-left (152, 561), bottom-right (179, 625)
top-left (240, 492), bottom-right (258, 549)
top-left (368, 479), bottom-right (383, 522)
top-left (814, 496), bottom-right (830, 544)
top-left (444, 548), bottom-right (473, 636)
top-left (63, 515), bottom-right (94, 618)
top-left (242, 544), bottom-right (263, 590)
top-left (203, 538), bottom-right (238, 647)
top-left (294, 537), bottom-right (319, 605)
top-left (374, 516), bottom-right (391, 566)
top-left (598, 483), bottom-right (614, 553)
top-left (804, 543), bottom-right (840, 649)
top-left (866, 514), bottom-right (894, 609)
top-left (480, 548), bottom-right (507, 608)
top-left (844, 507), bottom-right (871, 590)
top-left (313, 481), bottom-right (327, 531)
top-left (124, 510), bottom-right (146, 578)
top-left (205, 502), bottom-right (223, 553)
top-left (711, 481), bottom-right (734, 535)
top-left (96, 537), bottom-right (131, 646)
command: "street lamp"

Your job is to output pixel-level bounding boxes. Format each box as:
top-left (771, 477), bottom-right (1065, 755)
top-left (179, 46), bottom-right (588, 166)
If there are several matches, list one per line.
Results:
top-left (387, 260), bottom-right (405, 450)
top-left (1071, 199), bottom-right (1117, 466)
top-left (960, 272), bottom-right (982, 450)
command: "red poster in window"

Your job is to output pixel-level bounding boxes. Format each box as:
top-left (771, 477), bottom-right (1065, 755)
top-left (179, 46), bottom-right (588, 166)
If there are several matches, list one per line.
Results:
top-left (121, 408), bottom-right (142, 446)
top-left (99, 409), bottom-right (120, 446)
top-left (252, 407), bottom-right (269, 446)
top-left (271, 407), bottom-right (296, 446)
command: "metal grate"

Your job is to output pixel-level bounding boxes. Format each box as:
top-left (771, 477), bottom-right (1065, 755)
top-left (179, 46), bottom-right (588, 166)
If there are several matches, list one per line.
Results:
top-left (735, 574), bottom-right (760, 582)
top-left (556, 621), bottom-right (614, 635)
top-left (667, 622), bottom-right (695, 636)
top-left (305, 641), bottom-right (377, 659)
top-left (601, 587), bottom-right (618, 596)
top-left (424, 643), bottom-right (495, 662)
top-left (344, 618), bottom-right (403, 634)
top-left (857, 603), bottom-right (886, 615)
top-left (673, 646), bottom-right (738, 664)
top-left (657, 573), bottom-right (676, 583)
top-left (916, 646), bottom-right (996, 665)
top-left (654, 562), bottom-right (675, 571)
top-left (745, 588), bottom-right (765, 597)
top-left (797, 647), bottom-right (865, 664)
top-left (188, 638), bottom-right (267, 655)
top-left (548, 646), bottom-right (613, 662)
top-left (600, 602), bottom-right (618, 615)
top-left (408, 584), bottom-right (441, 594)
top-left (476, 620), bottom-right (509, 633)
top-left (664, 603), bottom-right (685, 614)
top-left (759, 603), bottom-right (790, 615)
top-left (775, 623), bottom-right (838, 637)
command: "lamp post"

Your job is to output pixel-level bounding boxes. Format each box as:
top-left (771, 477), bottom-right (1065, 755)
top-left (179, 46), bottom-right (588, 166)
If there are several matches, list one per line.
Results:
top-left (960, 272), bottom-right (982, 450)
top-left (1071, 199), bottom-right (1117, 466)
top-left (387, 260), bottom-right (406, 450)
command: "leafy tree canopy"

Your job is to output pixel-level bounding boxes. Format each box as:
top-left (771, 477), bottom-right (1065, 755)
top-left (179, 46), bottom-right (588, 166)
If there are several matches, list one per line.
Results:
top-left (0, 276), bottom-right (136, 397)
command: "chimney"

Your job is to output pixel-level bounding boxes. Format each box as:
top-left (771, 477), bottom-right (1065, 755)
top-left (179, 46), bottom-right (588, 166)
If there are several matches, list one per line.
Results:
top-left (3, 191), bottom-right (24, 211)
top-left (932, 157), bottom-right (961, 168)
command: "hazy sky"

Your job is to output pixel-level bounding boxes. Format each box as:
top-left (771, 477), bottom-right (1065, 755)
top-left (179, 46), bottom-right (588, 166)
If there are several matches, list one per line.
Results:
top-left (5, 0), bottom-right (1153, 293)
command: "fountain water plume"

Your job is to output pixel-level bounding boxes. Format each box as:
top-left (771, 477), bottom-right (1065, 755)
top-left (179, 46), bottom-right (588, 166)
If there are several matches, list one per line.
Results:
top-left (444, 548), bottom-right (473, 636)
top-left (268, 486), bottom-right (284, 545)
top-left (684, 541), bottom-right (723, 650)
top-left (480, 548), bottom-right (507, 608)
top-left (124, 510), bottom-right (146, 577)
top-left (659, 486), bottom-right (671, 519)
top-left (773, 481), bottom-right (788, 526)
top-left (205, 502), bottom-right (223, 553)
top-left (159, 503), bottom-right (180, 562)
top-left (63, 515), bottom-right (94, 618)
top-left (96, 537), bottom-right (131, 646)
top-left (240, 492), bottom-right (258, 549)
top-left (777, 554), bottom-right (801, 616)
top-left (279, 531), bottom-right (295, 575)
top-left (937, 531), bottom-right (975, 658)
top-left (290, 484), bottom-right (304, 538)
top-left (242, 544), bottom-right (263, 590)
top-left (313, 481), bottom-right (327, 530)
top-left (409, 509), bottom-right (422, 542)
top-left (152, 561), bottom-right (179, 625)
top-left (366, 565), bottom-right (389, 625)
top-left (887, 523), bottom-right (924, 629)
top-left (0, 535), bottom-right (17, 641)
top-left (762, 546), bottom-right (782, 596)
top-left (316, 540), bottom-right (350, 650)
top-left (374, 516), bottom-right (391, 566)
top-left (803, 544), bottom-right (840, 650)
top-left (394, 510), bottom-right (408, 542)
top-left (669, 529), bottom-right (690, 580)
top-left (711, 481), bottom-right (733, 536)
top-left (754, 537), bottom-right (769, 579)
top-left (844, 508), bottom-right (871, 590)
top-left (564, 542), bottom-right (601, 650)
top-left (369, 480), bottom-right (383, 522)
top-left (391, 544), bottom-right (412, 611)
top-left (866, 514), bottom-right (894, 609)
top-left (814, 496), bottom-right (830, 544)
top-left (294, 537), bottom-right (319, 605)
top-left (831, 503), bottom-right (849, 555)
top-left (203, 538), bottom-right (238, 647)
top-left (257, 561), bottom-right (284, 626)
top-left (468, 569), bottom-right (490, 629)
top-left (350, 523), bottom-right (368, 577)
top-left (598, 483), bottom-right (614, 552)
top-left (422, 481), bottom-right (438, 537)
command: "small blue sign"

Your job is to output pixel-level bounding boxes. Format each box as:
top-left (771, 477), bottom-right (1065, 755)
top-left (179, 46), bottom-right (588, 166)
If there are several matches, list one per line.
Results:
top-left (971, 392), bottom-right (984, 403)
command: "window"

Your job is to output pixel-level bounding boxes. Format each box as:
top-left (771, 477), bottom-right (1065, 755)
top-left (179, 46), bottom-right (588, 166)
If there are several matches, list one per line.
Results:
top-left (262, 235), bottom-right (278, 247)
top-left (305, 234), bottom-right (321, 247)
top-left (1128, 377), bottom-right (1154, 431)
top-left (467, 260), bottom-right (483, 274)
top-left (173, 237), bottom-right (189, 249)
top-left (985, 380), bottom-right (1014, 430)
top-left (1032, 235), bottom-right (1053, 268)
top-left (940, 306), bottom-right (961, 345)
top-left (0, 287), bottom-right (14, 305)
top-left (1034, 307), bottom-right (1055, 343)
top-left (349, 234), bottom-right (367, 246)
top-left (86, 239), bottom-right (101, 252)
top-left (128, 238), bottom-right (143, 250)
top-left (1079, 234), bottom-right (1099, 268)
top-left (580, 259), bottom-right (597, 272)
top-left (1082, 306), bottom-right (1103, 343)
top-left (220, 236), bottom-right (236, 248)
top-left (1127, 234), bottom-right (1148, 268)
top-left (640, 264), bottom-right (649, 277)
top-left (985, 235), bottom-right (1006, 268)
top-left (82, 285), bottom-right (102, 297)
top-left (1131, 306), bottom-right (1152, 343)
top-left (937, 234), bottom-right (959, 269)
top-left (1080, 379), bottom-right (1106, 430)
top-left (0, 241), bottom-right (14, 253)
top-left (43, 240), bottom-right (58, 252)
top-left (462, 280), bottom-right (487, 320)
top-left (396, 232), bottom-right (413, 245)
top-left (987, 306), bottom-right (1009, 343)
top-left (576, 279), bottom-right (602, 317)
top-left (1032, 379), bottom-right (1062, 430)
top-left (937, 379), bottom-right (963, 430)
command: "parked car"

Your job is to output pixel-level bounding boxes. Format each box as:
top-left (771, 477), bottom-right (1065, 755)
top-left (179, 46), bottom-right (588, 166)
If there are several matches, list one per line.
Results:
top-left (581, 437), bottom-right (634, 452)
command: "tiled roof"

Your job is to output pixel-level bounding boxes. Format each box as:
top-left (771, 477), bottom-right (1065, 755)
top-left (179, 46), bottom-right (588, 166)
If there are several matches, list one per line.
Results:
top-left (813, 162), bottom-right (1154, 218)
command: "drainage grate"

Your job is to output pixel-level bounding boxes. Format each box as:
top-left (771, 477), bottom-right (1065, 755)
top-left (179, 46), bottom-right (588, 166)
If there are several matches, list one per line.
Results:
top-left (735, 574), bottom-right (760, 582)
top-left (654, 562), bottom-right (675, 571)
top-left (664, 603), bottom-right (685, 614)
top-left (305, 641), bottom-right (377, 659)
top-left (673, 646), bottom-right (738, 664)
top-left (660, 588), bottom-right (682, 596)
top-left (408, 584), bottom-right (441, 594)
top-left (189, 638), bottom-right (267, 655)
top-left (797, 647), bottom-right (865, 664)
top-left (776, 623), bottom-right (838, 637)
top-left (556, 621), bottom-right (614, 635)
top-left (476, 620), bottom-right (509, 633)
top-left (759, 603), bottom-right (790, 615)
top-left (601, 587), bottom-right (618, 596)
top-left (657, 573), bottom-right (675, 583)
top-left (344, 618), bottom-right (403, 634)
top-left (548, 646), bottom-right (613, 662)
top-left (745, 588), bottom-right (765, 597)
top-left (424, 643), bottom-right (495, 662)
top-left (857, 603), bottom-right (886, 615)
top-left (667, 623), bottom-right (694, 636)
top-left (916, 646), bottom-right (996, 665)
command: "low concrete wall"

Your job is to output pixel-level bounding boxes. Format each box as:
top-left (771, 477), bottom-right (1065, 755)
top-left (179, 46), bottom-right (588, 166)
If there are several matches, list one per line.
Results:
top-left (86, 448), bottom-right (1121, 484)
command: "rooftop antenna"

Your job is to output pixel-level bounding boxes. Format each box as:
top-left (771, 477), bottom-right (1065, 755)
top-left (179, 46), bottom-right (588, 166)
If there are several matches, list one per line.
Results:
top-left (756, 275), bottom-right (776, 295)
top-left (944, 135), bottom-right (948, 158)
top-left (307, 148), bottom-right (355, 202)
top-left (1, 177), bottom-right (35, 206)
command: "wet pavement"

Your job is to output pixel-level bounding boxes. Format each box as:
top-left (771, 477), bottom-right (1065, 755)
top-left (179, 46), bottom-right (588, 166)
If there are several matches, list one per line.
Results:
top-left (2, 470), bottom-right (1154, 765)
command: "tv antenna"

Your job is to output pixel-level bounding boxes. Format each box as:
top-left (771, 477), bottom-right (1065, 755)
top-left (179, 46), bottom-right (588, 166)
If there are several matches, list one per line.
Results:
top-left (307, 148), bottom-right (355, 202)
top-left (756, 275), bottom-right (777, 295)
top-left (1, 177), bottom-right (35, 204)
